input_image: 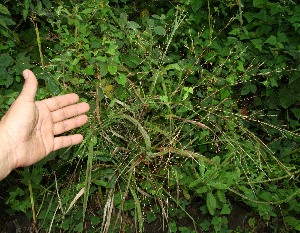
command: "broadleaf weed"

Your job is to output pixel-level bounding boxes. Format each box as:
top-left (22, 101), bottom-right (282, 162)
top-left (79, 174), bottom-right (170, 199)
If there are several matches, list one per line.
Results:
top-left (1, 0), bottom-right (299, 232)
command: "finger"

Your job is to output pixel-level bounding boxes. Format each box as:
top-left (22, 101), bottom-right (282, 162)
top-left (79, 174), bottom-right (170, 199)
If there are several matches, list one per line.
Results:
top-left (52, 102), bottom-right (90, 123)
top-left (53, 134), bottom-right (84, 151)
top-left (53, 115), bottom-right (88, 135)
top-left (19, 69), bottom-right (38, 102)
top-left (40, 93), bottom-right (80, 112)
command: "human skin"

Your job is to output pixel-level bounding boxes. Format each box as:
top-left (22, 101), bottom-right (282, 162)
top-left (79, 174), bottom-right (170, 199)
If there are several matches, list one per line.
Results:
top-left (0, 69), bottom-right (90, 180)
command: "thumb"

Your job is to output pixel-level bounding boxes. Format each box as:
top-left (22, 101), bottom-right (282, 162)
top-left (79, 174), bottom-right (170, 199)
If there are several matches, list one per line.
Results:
top-left (20, 69), bottom-right (38, 102)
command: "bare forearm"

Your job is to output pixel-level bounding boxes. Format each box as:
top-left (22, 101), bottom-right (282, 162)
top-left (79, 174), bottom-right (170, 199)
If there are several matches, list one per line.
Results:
top-left (0, 126), bottom-right (14, 180)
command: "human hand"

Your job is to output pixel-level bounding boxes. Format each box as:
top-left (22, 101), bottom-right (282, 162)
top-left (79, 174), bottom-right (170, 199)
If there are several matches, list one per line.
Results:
top-left (0, 69), bottom-right (90, 179)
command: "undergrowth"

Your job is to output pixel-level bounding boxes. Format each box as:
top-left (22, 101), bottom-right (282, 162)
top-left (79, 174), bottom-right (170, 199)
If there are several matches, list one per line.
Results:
top-left (0, 0), bottom-right (299, 232)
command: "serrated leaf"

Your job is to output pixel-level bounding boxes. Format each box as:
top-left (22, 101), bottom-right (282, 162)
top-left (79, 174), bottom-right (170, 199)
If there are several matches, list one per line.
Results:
top-left (211, 216), bottom-right (222, 232)
top-left (206, 192), bottom-right (217, 215)
top-left (216, 190), bottom-right (226, 203)
top-left (196, 186), bottom-right (208, 194)
top-left (2, 17), bottom-right (15, 26)
top-left (285, 216), bottom-right (300, 231)
top-left (0, 18), bottom-right (8, 29)
top-left (189, 178), bottom-right (201, 188)
top-left (0, 4), bottom-right (10, 15)
top-left (154, 26), bottom-right (166, 36)
top-left (220, 203), bottom-right (231, 215)
top-left (208, 182), bottom-right (228, 190)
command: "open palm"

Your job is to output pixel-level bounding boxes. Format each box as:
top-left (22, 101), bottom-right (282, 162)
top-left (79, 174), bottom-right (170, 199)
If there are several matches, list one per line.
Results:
top-left (0, 70), bottom-right (89, 169)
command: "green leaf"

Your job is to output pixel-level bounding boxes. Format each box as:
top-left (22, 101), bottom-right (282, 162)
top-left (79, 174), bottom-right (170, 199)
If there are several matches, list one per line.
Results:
top-left (96, 56), bottom-right (107, 62)
top-left (291, 108), bottom-right (300, 119)
top-left (199, 220), bottom-right (210, 231)
top-left (251, 38), bottom-right (263, 51)
top-left (115, 73), bottom-right (127, 85)
top-left (42, 0), bottom-right (52, 8)
top-left (241, 85), bottom-right (250, 95)
top-left (278, 86), bottom-right (299, 108)
top-left (0, 4), bottom-right (10, 15)
top-left (229, 28), bottom-right (240, 35)
top-left (0, 18), bottom-right (8, 29)
top-left (190, 0), bottom-right (203, 12)
top-left (100, 62), bottom-right (108, 77)
top-left (206, 192), bottom-right (217, 215)
top-left (107, 41), bottom-right (117, 55)
top-left (183, 87), bottom-right (193, 94)
top-left (160, 95), bottom-right (168, 102)
top-left (0, 53), bottom-right (14, 67)
top-left (93, 180), bottom-right (107, 187)
top-left (265, 35), bottom-right (277, 46)
top-left (40, 72), bottom-right (62, 95)
top-left (74, 222), bottom-right (83, 232)
top-left (226, 74), bottom-right (236, 85)
top-left (220, 89), bottom-right (230, 100)
top-left (147, 19), bottom-right (155, 27)
top-left (165, 63), bottom-right (181, 71)
top-left (216, 190), bottom-right (226, 203)
top-left (196, 186), bottom-right (208, 194)
top-left (83, 66), bottom-right (94, 75)
top-left (285, 216), bottom-right (300, 231)
top-left (127, 21), bottom-right (141, 30)
top-left (3, 74), bottom-right (13, 87)
top-left (208, 182), bottom-right (228, 190)
top-left (15, 52), bottom-right (32, 74)
top-left (250, 84), bottom-right (257, 94)
top-left (237, 61), bottom-right (244, 72)
top-left (154, 26), bottom-right (166, 36)
top-left (146, 212), bottom-right (156, 223)
top-left (211, 216), bottom-right (222, 232)
top-left (253, 0), bottom-right (268, 8)
top-left (108, 65), bottom-right (117, 75)
top-left (220, 203), bottom-right (231, 215)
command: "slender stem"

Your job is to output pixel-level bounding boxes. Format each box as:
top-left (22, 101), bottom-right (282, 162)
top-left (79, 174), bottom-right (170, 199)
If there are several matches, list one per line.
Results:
top-left (31, 17), bottom-right (44, 69)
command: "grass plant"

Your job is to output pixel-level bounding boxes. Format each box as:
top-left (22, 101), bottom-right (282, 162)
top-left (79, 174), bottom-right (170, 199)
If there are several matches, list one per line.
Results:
top-left (0, 0), bottom-right (299, 232)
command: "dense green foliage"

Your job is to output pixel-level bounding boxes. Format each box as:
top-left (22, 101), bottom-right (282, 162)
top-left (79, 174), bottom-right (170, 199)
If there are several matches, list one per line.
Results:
top-left (0, 0), bottom-right (299, 232)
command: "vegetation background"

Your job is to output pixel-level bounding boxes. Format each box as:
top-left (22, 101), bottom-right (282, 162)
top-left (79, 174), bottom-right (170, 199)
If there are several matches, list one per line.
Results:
top-left (0, 0), bottom-right (299, 232)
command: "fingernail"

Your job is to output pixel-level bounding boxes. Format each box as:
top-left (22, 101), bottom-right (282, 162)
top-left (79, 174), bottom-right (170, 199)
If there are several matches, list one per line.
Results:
top-left (23, 70), bottom-right (29, 79)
